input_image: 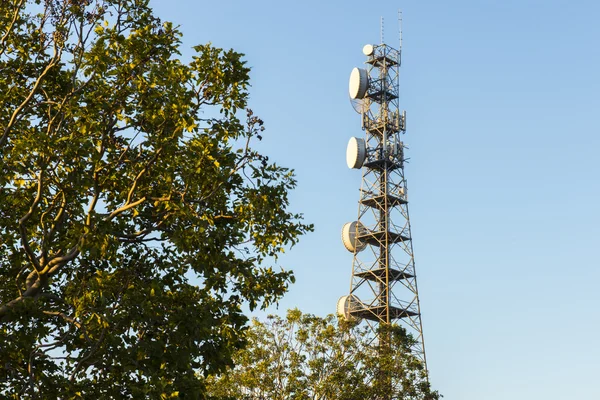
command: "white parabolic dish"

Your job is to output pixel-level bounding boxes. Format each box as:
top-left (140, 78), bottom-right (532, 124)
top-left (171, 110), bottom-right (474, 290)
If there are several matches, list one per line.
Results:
top-left (349, 67), bottom-right (368, 99)
top-left (341, 221), bottom-right (366, 253)
top-left (362, 44), bottom-right (374, 56)
top-left (337, 294), bottom-right (362, 322)
top-left (346, 137), bottom-right (366, 169)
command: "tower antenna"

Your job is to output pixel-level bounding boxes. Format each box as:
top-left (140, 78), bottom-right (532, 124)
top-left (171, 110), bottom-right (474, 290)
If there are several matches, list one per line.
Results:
top-left (341, 14), bottom-right (432, 398)
top-left (398, 9), bottom-right (403, 66)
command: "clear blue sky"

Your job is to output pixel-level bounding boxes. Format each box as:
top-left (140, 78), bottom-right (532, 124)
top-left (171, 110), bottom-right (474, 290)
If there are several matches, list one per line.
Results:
top-left (151, 1), bottom-right (600, 398)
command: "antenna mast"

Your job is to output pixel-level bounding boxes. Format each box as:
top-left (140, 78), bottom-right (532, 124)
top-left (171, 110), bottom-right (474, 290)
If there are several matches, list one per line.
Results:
top-left (339, 14), bottom-right (430, 399)
top-left (398, 10), bottom-right (403, 66)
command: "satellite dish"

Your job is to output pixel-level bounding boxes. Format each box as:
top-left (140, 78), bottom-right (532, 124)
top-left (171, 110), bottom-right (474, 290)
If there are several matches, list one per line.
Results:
top-left (349, 67), bottom-right (368, 99)
top-left (337, 294), bottom-right (362, 322)
top-left (346, 137), bottom-right (366, 169)
top-left (362, 44), bottom-right (374, 56)
top-left (341, 221), bottom-right (367, 253)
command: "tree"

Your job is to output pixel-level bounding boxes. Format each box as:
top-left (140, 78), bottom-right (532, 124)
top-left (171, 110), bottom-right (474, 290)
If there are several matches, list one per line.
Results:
top-left (205, 310), bottom-right (440, 400)
top-left (0, 0), bottom-right (312, 397)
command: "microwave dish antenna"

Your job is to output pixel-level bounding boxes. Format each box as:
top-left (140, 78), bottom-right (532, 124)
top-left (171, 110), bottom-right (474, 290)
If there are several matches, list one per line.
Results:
top-left (341, 221), bottom-right (367, 253)
top-left (346, 137), bottom-right (367, 169)
top-left (337, 294), bottom-right (363, 323)
top-left (349, 67), bottom-right (369, 99)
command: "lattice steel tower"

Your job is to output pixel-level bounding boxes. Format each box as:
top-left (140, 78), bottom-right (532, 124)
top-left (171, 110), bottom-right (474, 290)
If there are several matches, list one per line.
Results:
top-left (337, 38), bottom-right (428, 372)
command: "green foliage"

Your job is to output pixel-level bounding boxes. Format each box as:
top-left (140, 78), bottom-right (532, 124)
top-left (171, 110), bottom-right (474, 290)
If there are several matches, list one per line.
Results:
top-left (205, 310), bottom-right (440, 400)
top-left (0, 0), bottom-right (312, 397)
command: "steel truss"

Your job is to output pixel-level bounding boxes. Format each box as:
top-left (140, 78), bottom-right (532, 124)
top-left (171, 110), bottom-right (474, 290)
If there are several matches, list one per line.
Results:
top-left (347, 44), bottom-right (428, 372)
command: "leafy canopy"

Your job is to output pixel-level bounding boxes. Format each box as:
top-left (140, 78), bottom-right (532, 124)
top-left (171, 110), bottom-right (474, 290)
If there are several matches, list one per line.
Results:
top-left (205, 310), bottom-right (440, 400)
top-left (0, 0), bottom-right (312, 398)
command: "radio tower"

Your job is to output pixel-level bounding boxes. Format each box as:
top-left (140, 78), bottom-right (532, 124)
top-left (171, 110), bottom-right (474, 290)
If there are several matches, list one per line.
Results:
top-left (337, 15), bottom-right (429, 393)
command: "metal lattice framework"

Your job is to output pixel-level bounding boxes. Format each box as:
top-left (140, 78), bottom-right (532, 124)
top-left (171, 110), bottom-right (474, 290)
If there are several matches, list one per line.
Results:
top-left (344, 43), bottom-right (428, 371)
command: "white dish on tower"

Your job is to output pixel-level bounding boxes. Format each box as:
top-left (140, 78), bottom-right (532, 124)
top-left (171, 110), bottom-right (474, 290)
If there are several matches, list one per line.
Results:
top-left (362, 44), bottom-right (374, 56)
top-left (341, 221), bottom-right (367, 253)
top-left (349, 67), bottom-right (368, 99)
top-left (346, 137), bottom-right (367, 169)
top-left (337, 294), bottom-right (362, 322)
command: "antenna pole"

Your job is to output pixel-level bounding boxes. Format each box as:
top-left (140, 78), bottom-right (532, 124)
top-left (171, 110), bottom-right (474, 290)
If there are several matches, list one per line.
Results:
top-left (398, 10), bottom-right (403, 66)
top-left (380, 16), bottom-right (384, 44)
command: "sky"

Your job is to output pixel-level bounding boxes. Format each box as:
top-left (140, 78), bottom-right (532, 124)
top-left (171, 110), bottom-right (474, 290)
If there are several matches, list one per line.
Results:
top-left (149, 1), bottom-right (600, 399)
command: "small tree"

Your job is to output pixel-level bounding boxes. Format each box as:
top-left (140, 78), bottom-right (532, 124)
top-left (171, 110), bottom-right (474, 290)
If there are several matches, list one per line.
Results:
top-left (0, 0), bottom-right (311, 397)
top-left (205, 309), bottom-right (440, 400)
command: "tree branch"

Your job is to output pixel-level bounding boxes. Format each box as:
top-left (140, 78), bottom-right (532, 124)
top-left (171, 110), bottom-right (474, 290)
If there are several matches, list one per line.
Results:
top-left (0, 275), bottom-right (46, 321)
top-left (18, 169), bottom-right (44, 271)
top-left (0, 0), bottom-right (26, 58)
top-left (0, 45), bottom-right (63, 149)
